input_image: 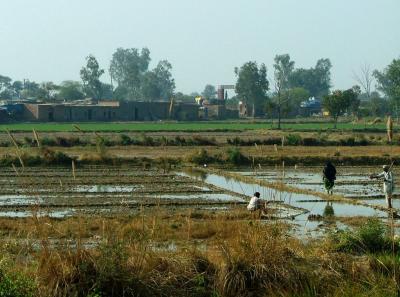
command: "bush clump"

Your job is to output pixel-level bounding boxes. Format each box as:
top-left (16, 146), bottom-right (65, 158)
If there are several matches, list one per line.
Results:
top-left (41, 148), bottom-right (74, 165)
top-left (285, 134), bottom-right (302, 146)
top-left (225, 147), bottom-right (248, 165)
top-left (119, 134), bottom-right (132, 146)
top-left (186, 149), bottom-right (214, 165)
top-left (333, 218), bottom-right (391, 253)
top-left (0, 268), bottom-right (37, 297)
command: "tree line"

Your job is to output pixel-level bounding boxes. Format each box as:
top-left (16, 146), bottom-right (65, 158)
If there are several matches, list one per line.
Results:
top-left (0, 47), bottom-right (175, 102)
top-left (0, 49), bottom-right (399, 123)
top-left (233, 54), bottom-right (400, 126)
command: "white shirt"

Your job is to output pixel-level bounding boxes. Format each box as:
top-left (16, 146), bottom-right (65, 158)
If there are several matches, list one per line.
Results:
top-left (247, 196), bottom-right (260, 210)
top-left (376, 171), bottom-right (394, 193)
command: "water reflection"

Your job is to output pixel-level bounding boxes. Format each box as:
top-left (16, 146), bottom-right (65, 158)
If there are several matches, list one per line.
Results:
top-left (181, 168), bottom-right (208, 182)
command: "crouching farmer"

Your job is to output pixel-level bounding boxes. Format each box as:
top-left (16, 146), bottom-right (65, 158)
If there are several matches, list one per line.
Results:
top-left (247, 192), bottom-right (268, 217)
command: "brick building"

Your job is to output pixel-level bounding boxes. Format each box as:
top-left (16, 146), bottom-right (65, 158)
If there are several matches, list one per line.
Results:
top-left (21, 101), bottom-right (199, 122)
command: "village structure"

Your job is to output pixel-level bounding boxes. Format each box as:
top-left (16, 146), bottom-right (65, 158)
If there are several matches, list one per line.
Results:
top-left (0, 84), bottom-right (322, 122)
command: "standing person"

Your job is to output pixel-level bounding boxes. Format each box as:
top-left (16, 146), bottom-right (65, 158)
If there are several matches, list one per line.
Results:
top-left (370, 165), bottom-right (394, 209)
top-left (323, 161), bottom-right (336, 195)
top-left (387, 116), bottom-right (393, 143)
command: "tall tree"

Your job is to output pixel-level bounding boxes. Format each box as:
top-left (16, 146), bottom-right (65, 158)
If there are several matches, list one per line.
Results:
top-left (58, 81), bottom-right (85, 101)
top-left (109, 47), bottom-right (151, 100)
top-left (152, 60), bottom-right (175, 100)
top-left (289, 58), bottom-right (332, 98)
top-left (234, 61), bottom-right (269, 117)
top-left (363, 93), bottom-right (389, 117)
top-left (11, 81), bottom-right (23, 99)
top-left (202, 84), bottom-right (216, 100)
top-left (20, 80), bottom-right (40, 99)
top-left (373, 58), bottom-right (400, 110)
top-left (80, 55), bottom-right (105, 100)
top-left (281, 87), bottom-right (310, 116)
top-left (39, 82), bottom-right (59, 101)
top-left (0, 75), bottom-right (12, 91)
top-left (313, 58), bottom-right (332, 97)
top-left (141, 60), bottom-right (175, 101)
top-left (174, 92), bottom-right (194, 102)
top-left (353, 63), bottom-right (374, 99)
top-left (0, 75), bottom-right (12, 99)
top-left (322, 88), bottom-right (358, 128)
top-left (273, 54), bottom-right (295, 129)
top-left (348, 85), bottom-right (362, 117)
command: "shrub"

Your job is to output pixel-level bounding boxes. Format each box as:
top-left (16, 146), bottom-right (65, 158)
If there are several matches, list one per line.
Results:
top-left (192, 136), bottom-right (217, 146)
top-left (23, 137), bottom-right (34, 147)
top-left (227, 137), bottom-right (241, 146)
top-left (340, 137), bottom-right (355, 146)
top-left (119, 134), bottom-right (132, 146)
top-left (68, 137), bottom-right (83, 146)
top-left (139, 134), bottom-right (155, 146)
top-left (0, 141), bottom-right (11, 147)
top-left (174, 136), bottom-right (186, 146)
top-left (187, 149), bottom-right (214, 165)
top-left (302, 137), bottom-right (321, 146)
top-left (333, 218), bottom-right (391, 253)
top-left (0, 268), bottom-right (37, 297)
top-left (41, 148), bottom-right (73, 165)
top-left (41, 137), bottom-right (57, 146)
top-left (55, 136), bottom-right (70, 147)
top-left (285, 134), bottom-right (302, 146)
top-left (225, 147), bottom-right (248, 165)
top-left (370, 253), bottom-right (400, 276)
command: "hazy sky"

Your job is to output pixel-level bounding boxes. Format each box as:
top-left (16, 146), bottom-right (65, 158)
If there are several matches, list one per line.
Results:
top-left (1, 0), bottom-right (399, 94)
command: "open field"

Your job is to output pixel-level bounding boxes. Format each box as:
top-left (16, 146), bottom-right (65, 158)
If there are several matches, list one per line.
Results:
top-left (0, 164), bottom-right (400, 296)
top-left (0, 120), bottom-right (395, 132)
top-left (1, 127), bottom-right (400, 296)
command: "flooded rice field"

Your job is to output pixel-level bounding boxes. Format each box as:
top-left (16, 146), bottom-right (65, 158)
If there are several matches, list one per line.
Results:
top-left (0, 165), bottom-right (395, 237)
top-left (184, 168), bottom-right (388, 237)
top-left (0, 166), bottom-right (251, 218)
top-left (234, 166), bottom-right (400, 206)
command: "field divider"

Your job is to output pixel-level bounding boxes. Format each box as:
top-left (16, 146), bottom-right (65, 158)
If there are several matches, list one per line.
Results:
top-left (198, 167), bottom-right (392, 214)
top-left (0, 201), bottom-right (248, 209)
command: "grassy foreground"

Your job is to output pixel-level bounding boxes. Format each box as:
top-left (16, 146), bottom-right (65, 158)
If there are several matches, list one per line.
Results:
top-left (0, 121), bottom-right (391, 132)
top-left (0, 210), bottom-right (399, 297)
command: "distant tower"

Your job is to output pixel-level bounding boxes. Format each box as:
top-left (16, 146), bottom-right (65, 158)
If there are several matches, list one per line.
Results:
top-left (217, 85), bottom-right (235, 101)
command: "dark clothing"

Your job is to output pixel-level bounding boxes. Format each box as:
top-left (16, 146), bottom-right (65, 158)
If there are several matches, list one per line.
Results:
top-left (323, 162), bottom-right (336, 192)
top-left (324, 178), bottom-right (335, 191)
top-left (323, 163), bottom-right (336, 182)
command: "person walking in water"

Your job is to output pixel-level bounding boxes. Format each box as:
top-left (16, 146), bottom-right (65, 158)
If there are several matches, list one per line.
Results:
top-left (370, 165), bottom-right (394, 209)
top-left (323, 161), bottom-right (336, 195)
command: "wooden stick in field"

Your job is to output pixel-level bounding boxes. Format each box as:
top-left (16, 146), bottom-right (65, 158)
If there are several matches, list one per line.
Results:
top-left (11, 163), bottom-right (19, 176)
top-left (32, 129), bottom-right (41, 148)
top-left (6, 129), bottom-right (24, 168)
top-left (6, 129), bottom-right (19, 150)
top-left (73, 124), bottom-right (84, 133)
top-left (72, 160), bottom-right (76, 180)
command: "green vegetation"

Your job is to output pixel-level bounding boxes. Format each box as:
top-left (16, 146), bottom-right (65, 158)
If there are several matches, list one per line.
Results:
top-left (0, 121), bottom-right (392, 132)
top-left (331, 218), bottom-right (392, 254)
top-left (0, 265), bottom-right (37, 297)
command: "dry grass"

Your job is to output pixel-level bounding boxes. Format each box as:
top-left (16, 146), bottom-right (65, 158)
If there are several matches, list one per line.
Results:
top-left (0, 208), bottom-right (399, 296)
top-left (0, 144), bottom-right (399, 160)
